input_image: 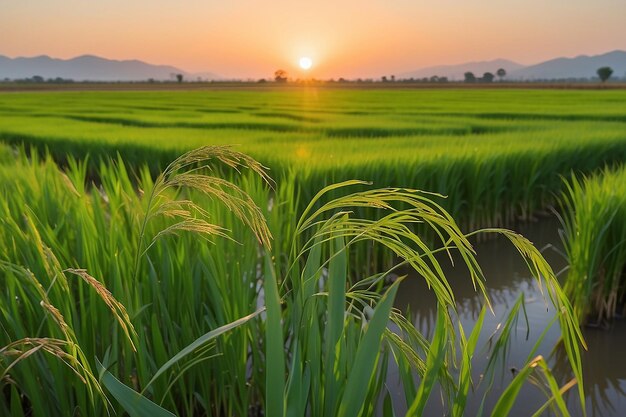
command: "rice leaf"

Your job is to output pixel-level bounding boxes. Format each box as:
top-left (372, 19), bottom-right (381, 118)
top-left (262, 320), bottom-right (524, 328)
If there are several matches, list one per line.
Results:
top-left (143, 308), bottom-right (263, 390)
top-left (96, 358), bottom-right (175, 417)
top-left (264, 253), bottom-right (286, 417)
top-left (336, 278), bottom-right (402, 417)
top-left (406, 305), bottom-right (449, 416)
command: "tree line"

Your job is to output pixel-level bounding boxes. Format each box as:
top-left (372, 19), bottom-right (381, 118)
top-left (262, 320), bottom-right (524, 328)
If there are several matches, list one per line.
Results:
top-left (270, 66), bottom-right (618, 84)
top-left (1, 67), bottom-right (618, 85)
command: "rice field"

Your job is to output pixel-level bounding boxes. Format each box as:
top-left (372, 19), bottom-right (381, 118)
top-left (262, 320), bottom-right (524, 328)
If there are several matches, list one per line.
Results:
top-left (1, 87), bottom-right (625, 416)
top-left (0, 144), bottom-right (585, 416)
top-left (2, 89), bottom-right (626, 231)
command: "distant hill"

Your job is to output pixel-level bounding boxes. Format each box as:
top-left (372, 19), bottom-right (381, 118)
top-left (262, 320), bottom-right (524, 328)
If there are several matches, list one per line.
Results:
top-left (0, 54), bottom-right (220, 81)
top-left (400, 50), bottom-right (626, 81)
top-left (509, 50), bottom-right (626, 80)
top-left (400, 59), bottom-right (524, 81)
top-left (2, 50), bottom-right (625, 82)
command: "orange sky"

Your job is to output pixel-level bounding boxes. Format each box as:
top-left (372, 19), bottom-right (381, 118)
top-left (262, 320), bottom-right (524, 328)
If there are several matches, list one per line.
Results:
top-left (2, 0), bottom-right (625, 79)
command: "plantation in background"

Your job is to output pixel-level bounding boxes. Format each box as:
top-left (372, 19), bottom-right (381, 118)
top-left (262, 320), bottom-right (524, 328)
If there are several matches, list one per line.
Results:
top-left (2, 89), bottom-right (626, 231)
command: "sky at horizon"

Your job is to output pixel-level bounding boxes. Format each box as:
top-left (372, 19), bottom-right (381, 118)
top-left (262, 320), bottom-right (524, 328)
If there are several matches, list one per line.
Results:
top-left (2, 0), bottom-right (625, 79)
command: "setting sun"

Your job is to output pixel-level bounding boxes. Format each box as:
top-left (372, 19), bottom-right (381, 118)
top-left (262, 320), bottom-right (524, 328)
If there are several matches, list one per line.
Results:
top-left (299, 57), bottom-right (312, 70)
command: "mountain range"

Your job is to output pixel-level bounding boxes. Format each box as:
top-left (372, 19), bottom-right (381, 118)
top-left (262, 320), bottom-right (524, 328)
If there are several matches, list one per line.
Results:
top-left (402, 50), bottom-right (626, 81)
top-left (510, 50), bottom-right (626, 80)
top-left (1, 50), bottom-right (625, 81)
top-left (0, 54), bottom-right (219, 81)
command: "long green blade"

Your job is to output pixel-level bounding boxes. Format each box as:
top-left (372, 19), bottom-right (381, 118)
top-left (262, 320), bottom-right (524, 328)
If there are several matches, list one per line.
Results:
top-left (265, 253), bottom-right (286, 417)
top-left (96, 358), bottom-right (175, 417)
top-left (407, 305), bottom-right (449, 416)
top-left (324, 235), bottom-right (348, 416)
top-left (489, 357), bottom-right (539, 417)
top-left (452, 306), bottom-right (486, 417)
top-left (336, 279), bottom-right (402, 417)
top-left (144, 308), bottom-right (264, 390)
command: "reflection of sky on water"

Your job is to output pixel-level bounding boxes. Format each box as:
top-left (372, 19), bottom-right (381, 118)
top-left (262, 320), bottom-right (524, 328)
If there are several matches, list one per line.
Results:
top-left (391, 215), bottom-right (626, 417)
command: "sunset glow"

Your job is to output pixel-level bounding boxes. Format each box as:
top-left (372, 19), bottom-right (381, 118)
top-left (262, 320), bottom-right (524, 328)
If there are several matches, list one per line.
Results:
top-left (1, 0), bottom-right (625, 79)
top-left (299, 57), bottom-right (312, 70)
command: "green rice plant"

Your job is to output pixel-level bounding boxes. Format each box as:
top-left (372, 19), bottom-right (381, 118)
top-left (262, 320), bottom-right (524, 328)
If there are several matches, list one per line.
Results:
top-left (560, 166), bottom-right (626, 324)
top-left (0, 251), bottom-right (133, 415)
top-left (258, 181), bottom-right (586, 417)
top-left (0, 146), bottom-right (586, 416)
top-left (0, 146), bottom-right (274, 415)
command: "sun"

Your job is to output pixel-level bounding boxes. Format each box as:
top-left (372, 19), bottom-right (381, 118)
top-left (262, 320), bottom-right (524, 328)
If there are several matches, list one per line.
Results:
top-left (299, 57), bottom-right (313, 70)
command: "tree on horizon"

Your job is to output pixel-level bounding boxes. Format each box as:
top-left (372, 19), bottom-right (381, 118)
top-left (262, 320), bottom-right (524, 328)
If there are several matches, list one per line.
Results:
top-left (497, 68), bottom-right (506, 81)
top-left (597, 66), bottom-right (613, 82)
top-left (274, 69), bottom-right (288, 83)
top-left (464, 72), bottom-right (476, 83)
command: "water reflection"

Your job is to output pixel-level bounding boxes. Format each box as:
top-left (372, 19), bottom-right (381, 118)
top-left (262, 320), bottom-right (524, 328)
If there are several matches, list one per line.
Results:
top-left (560, 322), bottom-right (626, 417)
top-left (393, 215), bottom-right (626, 417)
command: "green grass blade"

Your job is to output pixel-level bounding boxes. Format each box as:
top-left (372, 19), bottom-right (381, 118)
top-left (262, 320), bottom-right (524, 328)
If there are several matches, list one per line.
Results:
top-left (383, 390), bottom-right (396, 417)
top-left (452, 305), bottom-right (486, 417)
top-left (336, 278), bottom-right (402, 417)
top-left (531, 377), bottom-right (577, 417)
top-left (96, 358), bottom-right (175, 417)
top-left (286, 346), bottom-right (310, 417)
top-left (264, 253), bottom-right (286, 417)
top-left (10, 384), bottom-right (26, 417)
top-left (143, 308), bottom-right (264, 391)
top-left (324, 234), bottom-right (348, 416)
top-left (489, 356), bottom-right (543, 417)
top-left (407, 305), bottom-right (449, 417)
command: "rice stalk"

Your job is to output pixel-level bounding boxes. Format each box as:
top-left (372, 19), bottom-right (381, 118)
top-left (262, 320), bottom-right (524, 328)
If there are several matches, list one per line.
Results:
top-left (65, 268), bottom-right (138, 352)
top-left (132, 145), bottom-right (273, 284)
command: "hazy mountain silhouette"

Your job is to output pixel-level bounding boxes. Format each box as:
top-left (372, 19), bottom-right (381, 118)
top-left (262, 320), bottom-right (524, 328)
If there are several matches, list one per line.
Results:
top-left (2, 50), bottom-right (625, 82)
top-left (0, 54), bottom-right (220, 81)
top-left (509, 50), bottom-right (626, 80)
top-left (400, 59), bottom-right (524, 81)
top-left (401, 50), bottom-right (626, 81)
